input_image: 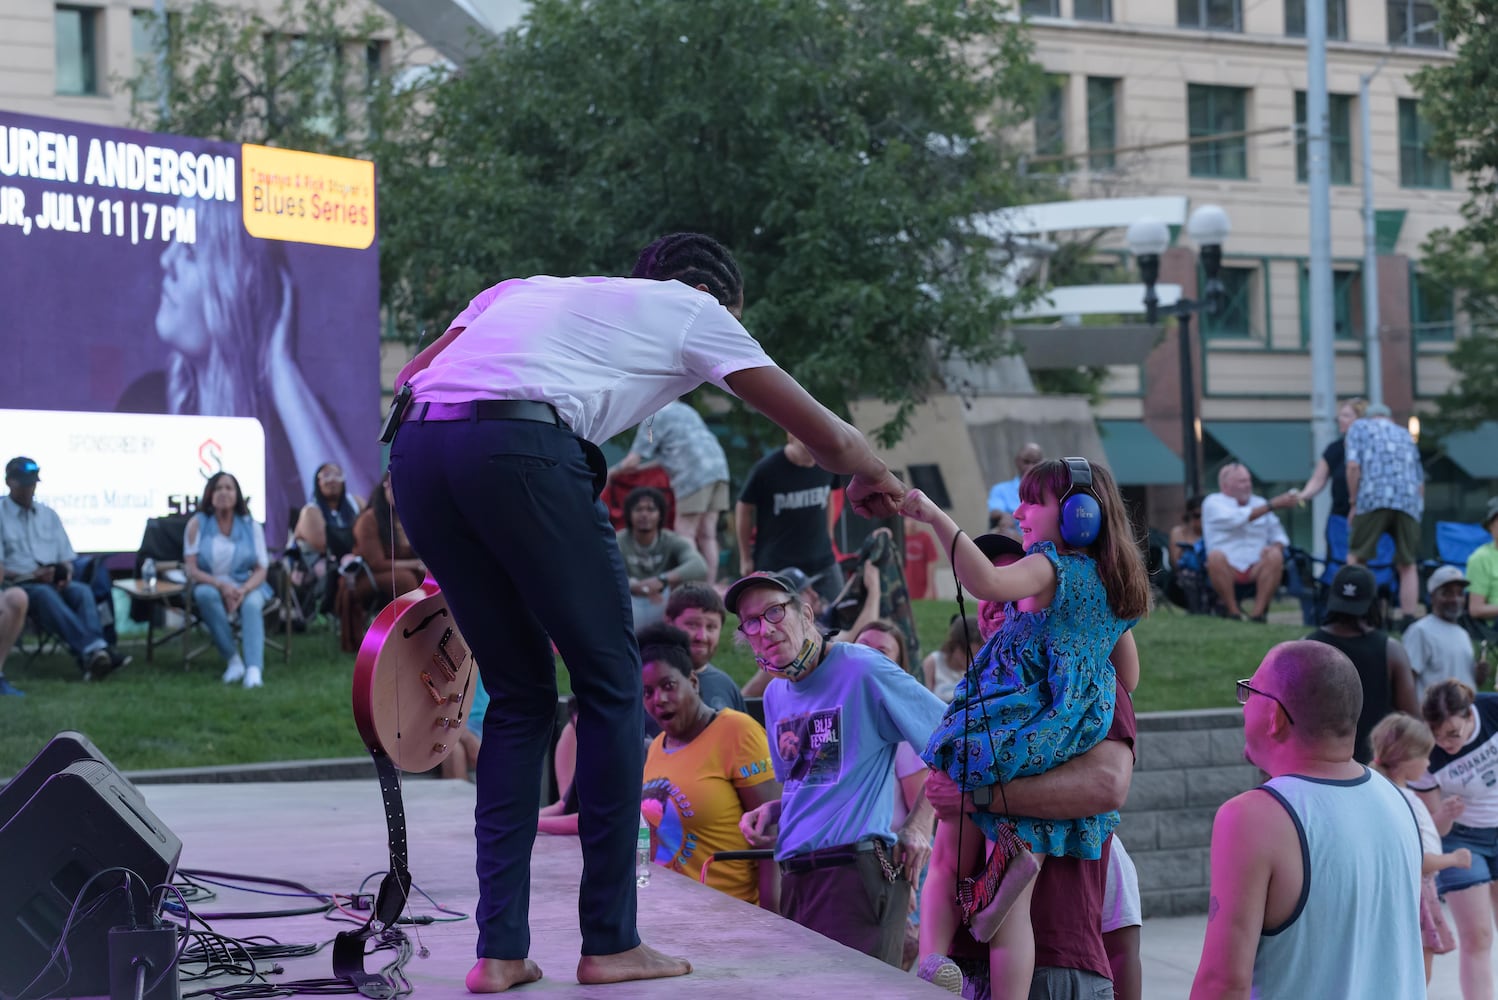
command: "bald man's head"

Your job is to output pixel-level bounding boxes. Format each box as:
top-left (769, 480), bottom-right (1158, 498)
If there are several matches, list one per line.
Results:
top-left (1258, 641), bottom-right (1362, 743)
top-left (1016, 443), bottom-right (1044, 476)
top-left (1218, 463), bottom-right (1253, 504)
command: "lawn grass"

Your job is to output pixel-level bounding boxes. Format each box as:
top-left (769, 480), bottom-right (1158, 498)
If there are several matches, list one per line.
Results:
top-left (0, 600), bottom-right (1307, 775)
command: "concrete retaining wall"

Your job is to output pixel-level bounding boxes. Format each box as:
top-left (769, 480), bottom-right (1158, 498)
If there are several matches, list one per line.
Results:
top-left (1119, 707), bottom-right (1261, 918)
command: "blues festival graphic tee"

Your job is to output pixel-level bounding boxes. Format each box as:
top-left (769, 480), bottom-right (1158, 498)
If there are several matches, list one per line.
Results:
top-left (763, 642), bottom-right (947, 860)
top-left (641, 709), bottom-right (774, 903)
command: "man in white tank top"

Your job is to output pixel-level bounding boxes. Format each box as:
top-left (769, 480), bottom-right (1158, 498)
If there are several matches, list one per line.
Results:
top-left (1190, 640), bottom-right (1423, 999)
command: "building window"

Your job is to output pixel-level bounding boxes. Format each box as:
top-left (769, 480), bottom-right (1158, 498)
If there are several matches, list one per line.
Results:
top-left (1202, 266), bottom-right (1256, 338)
top-left (1087, 77), bottom-right (1118, 171)
top-left (1295, 92), bottom-right (1353, 184)
top-left (1033, 75), bottom-right (1067, 167)
top-left (1399, 99), bottom-right (1451, 189)
top-left (1179, 0), bottom-right (1242, 30)
top-left (1285, 0), bottom-right (1347, 39)
top-left (366, 39), bottom-right (390, 89)
top-left (1298, 266), bottom-right (1363, 341)
top-left (131, 9), bottom-right (180, 101)
top-left (1076, 0), bottom-right (1113, 19)
top-left (1411, 269), bottom-right (1455, 340)
top-left (55, 5), bottom-right (99, 96)
top-left (1022, 0), bottom-right (1060, 14)
top-left (1388, 0), bottom-right (1444, 47)
top-left (1188, 84), bottom-right (1248, 179)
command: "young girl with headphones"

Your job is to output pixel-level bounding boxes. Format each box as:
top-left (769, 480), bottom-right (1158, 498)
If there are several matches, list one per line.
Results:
top-left (901, 458), bottom-right (1149, 997)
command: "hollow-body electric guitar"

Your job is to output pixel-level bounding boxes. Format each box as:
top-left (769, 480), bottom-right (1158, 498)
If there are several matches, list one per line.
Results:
top-left (336, 575), bottom-right (477, 997)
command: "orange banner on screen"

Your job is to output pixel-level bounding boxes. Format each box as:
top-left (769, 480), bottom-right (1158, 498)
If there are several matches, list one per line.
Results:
top-left (240, 144), bottom-right (375, 249)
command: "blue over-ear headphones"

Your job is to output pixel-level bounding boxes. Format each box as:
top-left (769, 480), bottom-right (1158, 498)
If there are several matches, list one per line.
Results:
top-left (1059, 457), bottom-right (1102, 548)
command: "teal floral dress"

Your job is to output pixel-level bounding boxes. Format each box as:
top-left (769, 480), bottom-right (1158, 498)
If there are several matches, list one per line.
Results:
top-left (921, 541), bottom-right (1135, 860)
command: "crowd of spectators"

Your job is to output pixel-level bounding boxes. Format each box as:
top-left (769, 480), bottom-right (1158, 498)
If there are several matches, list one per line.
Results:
top-left (12, 385), bottom-right (1498, 997)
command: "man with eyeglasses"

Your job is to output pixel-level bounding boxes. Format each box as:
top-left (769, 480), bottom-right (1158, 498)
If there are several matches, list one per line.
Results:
top-left (726, 570), bottom-right (945, 968)
top-left (1191, 640), bottom-right (1423, 999)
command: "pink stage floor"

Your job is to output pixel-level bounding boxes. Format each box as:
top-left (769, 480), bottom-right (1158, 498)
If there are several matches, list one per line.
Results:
top-left (132, 778), bottom-right (949, 998)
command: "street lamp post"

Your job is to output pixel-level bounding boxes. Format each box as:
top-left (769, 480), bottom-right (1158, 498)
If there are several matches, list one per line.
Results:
top-left (1127, 205), bottom-right (1232, 499)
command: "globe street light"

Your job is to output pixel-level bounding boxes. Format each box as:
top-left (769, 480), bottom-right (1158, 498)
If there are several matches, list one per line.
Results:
top-left (1127, 204), bottom-right (1232, 498)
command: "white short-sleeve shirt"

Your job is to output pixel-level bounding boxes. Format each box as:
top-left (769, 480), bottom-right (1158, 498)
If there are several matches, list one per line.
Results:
top-left (409, 276), bottom-right (777, 443)
top-left (1201, 491), bottom-right (1290, 572)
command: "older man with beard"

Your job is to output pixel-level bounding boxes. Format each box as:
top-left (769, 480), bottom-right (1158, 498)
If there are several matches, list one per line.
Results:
top-left (1404, 565), bottom-right (1490, 703)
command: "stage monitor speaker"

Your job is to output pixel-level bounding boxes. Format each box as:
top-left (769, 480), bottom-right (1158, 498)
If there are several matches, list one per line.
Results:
top-left (0, 738), bottom-right (182, 1000)
top-left (0, 730), bottom-right (127, 826)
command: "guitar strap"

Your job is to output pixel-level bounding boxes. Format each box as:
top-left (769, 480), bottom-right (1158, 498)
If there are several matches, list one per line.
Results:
top-left (333, 748), bottom-right (412, 998)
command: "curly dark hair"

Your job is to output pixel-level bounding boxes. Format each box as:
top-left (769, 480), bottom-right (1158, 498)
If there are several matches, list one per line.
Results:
top-left (631, 232), bottom-right (744, 310)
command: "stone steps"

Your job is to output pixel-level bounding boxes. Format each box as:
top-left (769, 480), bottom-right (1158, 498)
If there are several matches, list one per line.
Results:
top-left (1120, 706), bottom-right (1261, 917)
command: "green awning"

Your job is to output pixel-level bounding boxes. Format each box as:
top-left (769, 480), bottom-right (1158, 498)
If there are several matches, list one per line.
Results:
top-left (1444, 422), bottom-right (1498, 479)
top-left (1097, 421), bottom-right (1184, 485)
top-left (1205, 421), bottom-right (1313, 484)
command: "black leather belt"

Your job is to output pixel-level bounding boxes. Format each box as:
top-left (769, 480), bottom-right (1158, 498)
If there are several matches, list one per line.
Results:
top-left (779, 838), bottom-right (885, 875)
top-left (406, 399), bottom-right (565, 427)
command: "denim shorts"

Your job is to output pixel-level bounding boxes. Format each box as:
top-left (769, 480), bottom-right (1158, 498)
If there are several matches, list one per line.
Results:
top-left (1437, 823), bottom-right (1498, 896)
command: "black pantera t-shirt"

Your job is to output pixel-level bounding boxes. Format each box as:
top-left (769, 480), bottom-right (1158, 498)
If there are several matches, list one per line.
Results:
top-left (739, 449), bottom-right (840, 575)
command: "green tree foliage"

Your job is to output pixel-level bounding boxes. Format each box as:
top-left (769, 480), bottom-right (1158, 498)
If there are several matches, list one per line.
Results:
top-left (125, 0), bottom-right (431, 172)
top-left (129, 0), bottom-right (1049, 447)
top-left (379, 0), bottom-right (1046, 443)
top-left (1410, 0), bottom-right (1498, 432)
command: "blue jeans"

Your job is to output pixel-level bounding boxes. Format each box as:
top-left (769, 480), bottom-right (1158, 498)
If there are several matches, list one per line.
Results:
top-left (631, 589), bottom-right (669, 629)
top-left (1438, 823), bottom-right (1498, 895)
top-left (193, 582), bottom-right (270, 667)
top-left (21, 580), bottom-right (106, 663)
top-left (391, 415), bottom-right (641, 960)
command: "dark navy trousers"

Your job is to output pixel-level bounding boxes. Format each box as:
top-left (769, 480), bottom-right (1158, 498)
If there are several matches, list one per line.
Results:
top-left (390, 415), bottom-right (643, 959)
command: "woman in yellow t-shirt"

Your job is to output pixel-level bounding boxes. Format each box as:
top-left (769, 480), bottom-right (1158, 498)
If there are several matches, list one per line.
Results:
top-left (638, 623), bottom-right (780, 907)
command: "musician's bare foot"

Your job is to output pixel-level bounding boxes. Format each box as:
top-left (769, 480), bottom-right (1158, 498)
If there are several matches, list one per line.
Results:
top-left (576, 943), bottom-right (691, 985)
top-left (466, 958), bottom-right (542, 993)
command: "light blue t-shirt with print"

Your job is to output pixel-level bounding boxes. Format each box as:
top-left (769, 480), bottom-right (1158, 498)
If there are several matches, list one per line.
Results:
top-left (764, 642), bottom-right (947, 859)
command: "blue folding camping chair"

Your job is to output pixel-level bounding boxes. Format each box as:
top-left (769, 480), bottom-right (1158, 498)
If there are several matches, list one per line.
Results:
top-left (1313, 514), bottom-right (1399, 623)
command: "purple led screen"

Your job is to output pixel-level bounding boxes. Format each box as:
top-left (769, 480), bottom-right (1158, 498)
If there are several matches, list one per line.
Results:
top-left (0, 110), bottom-right (381, 547)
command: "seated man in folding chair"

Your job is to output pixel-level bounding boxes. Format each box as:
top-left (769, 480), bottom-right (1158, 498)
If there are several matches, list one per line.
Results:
top-left (1200, 463), bottom-right (1298, 622)
top-left (0, 456), bottom-right (130, 679)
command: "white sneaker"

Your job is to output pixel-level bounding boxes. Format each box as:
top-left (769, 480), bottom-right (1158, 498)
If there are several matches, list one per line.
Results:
top-left (222, 656), bottom-right (246, 684)
top-left (243, 666), bottom-right (263, 689)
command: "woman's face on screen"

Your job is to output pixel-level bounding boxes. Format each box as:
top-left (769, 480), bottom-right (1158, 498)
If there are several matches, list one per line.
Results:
top-left (156, 238), bottom-right (210, 358)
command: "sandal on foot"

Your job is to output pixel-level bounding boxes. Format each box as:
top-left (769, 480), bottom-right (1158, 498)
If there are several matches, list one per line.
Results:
top-left (956, 821), bottom-right (1030, 925)
top-left (968, 849), bottom-right (1042, 943)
